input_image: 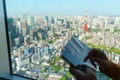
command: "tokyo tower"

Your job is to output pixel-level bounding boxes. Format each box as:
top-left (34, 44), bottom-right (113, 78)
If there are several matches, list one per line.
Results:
top-left (83, 9), bottom-right (88, 32)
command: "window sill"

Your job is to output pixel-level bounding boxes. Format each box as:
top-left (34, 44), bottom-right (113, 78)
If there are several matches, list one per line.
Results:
top-left (0, 73), bottom-right (28, 80)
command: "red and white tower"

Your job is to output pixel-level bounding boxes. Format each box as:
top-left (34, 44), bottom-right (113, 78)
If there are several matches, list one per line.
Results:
top-left (83, 9), bottom-right (88, 32)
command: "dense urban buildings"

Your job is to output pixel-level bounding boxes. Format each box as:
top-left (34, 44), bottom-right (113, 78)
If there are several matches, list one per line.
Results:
top-left (7, 13), bottom-right (120, 80)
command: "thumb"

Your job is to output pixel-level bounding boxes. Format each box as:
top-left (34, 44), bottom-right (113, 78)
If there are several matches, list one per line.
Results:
top-left (99, 67), bottom-right (105, 73)
top-left (91, 57), bottom-right (109, 68)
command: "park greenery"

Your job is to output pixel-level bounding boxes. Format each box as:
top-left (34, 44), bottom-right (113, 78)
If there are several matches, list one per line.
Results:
top-left (51, 65), bottom-right (62, 73)
top-left (55, 56), bottom-right (61, 62)
top-left (59, 71), bottom-right (73, 80)
top-left (85, 36), bottom-right (91, 40)
top-left (45, 74), bottom-right (49, 78)
top-left (59, 75), bottom-right (66, 80)
top-left (87, 43), bottom-right (120, 54)
top-left (48, 40), bottom-right (54, 44)
top-left (114, 28), bottom-right (120, 32)
top-left (90, 28), bottom-right (120, 33)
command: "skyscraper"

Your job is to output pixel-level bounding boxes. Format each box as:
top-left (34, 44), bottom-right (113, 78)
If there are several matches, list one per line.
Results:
top-left (8, 18), bottom-right (17, 45)
top-left (27, 17), bottom-right (34, 29)
top-left (17, 19), bottom-right (22, 34)
top-left (21, 20), bottom-right (27, 36)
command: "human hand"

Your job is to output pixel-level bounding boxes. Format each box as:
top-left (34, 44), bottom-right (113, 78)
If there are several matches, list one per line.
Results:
top-left (69, 65), bottom-right (97, 80)
top-left (84, 49), bottom-right (110, 69)
top-left (84, 49), bottom-right (120, 80)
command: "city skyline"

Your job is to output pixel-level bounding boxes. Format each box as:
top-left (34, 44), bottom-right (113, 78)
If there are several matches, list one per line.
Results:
top-left (6, 0), bottom-right (120, 17)
top-left (8, 15), bottom-right (120, 80)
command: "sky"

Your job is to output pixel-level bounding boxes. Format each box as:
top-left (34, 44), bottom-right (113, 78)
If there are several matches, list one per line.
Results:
top-left (6, 0), bottom-right (120, 17)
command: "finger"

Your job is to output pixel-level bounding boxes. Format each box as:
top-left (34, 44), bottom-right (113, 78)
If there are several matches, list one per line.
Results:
top-left (86, 67), bottom-right (96, 74)
top-left (85, 56), bottom-right (108, 69)
top-left (69, 67), bottom-right (85, 78)
top-left (84, 55), bottom-right (97, 68)
top-left (84, 55), bottom-right (90, 62)
top-left (84, 53), bottom-right (92, 62)
top-left (84, 49), bottom-right (108, 62)
top-left (94, 49), bottom-right (108, 60)
top-left (93, 50), bottom-right (108, 60)
top-left (99, 67), bottom-right (105, 73)
top-left (84, 49), bottom-right (96, 62)
top-left (86, 68), bottom-right (97, 80)
top-left (91, 57), bottom-right (109, 68)
top-left (90, 59), bottom-right (97, 68)
top-left (99, 67), bottom-right (109, 75)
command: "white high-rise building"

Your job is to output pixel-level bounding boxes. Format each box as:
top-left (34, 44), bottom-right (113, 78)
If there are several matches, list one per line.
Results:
top-left (92, 18), bottom-right (98, 28)
top-left (27, 17), bottom-right (34, 27)
top-left (17, 20), bottom-right (22, 34)
top-left (115, 17), bottom-right (120, 26)
top-left (21, 20), bottom-right (27, 36)
top-left (109, 24), bottom-right (114, 32)
top-left (15, 37), bottom-right (20, 46)
top-left (27, 17), bottom-right (32, 26)
top-left (15, 57), bottom-right (21, 71)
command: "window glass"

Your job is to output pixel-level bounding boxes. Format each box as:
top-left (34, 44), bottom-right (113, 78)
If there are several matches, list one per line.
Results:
top-left (6, 0), bottom-right (120, 80)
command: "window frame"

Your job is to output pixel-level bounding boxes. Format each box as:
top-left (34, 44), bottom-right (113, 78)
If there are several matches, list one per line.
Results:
top-left (0, 0), bottom-right (34, 79)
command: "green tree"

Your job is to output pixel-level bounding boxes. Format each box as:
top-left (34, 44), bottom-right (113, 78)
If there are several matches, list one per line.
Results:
top-left (45, 74), bottom-right (49, 78)
top-left (105, 29), bottom-right (110, 32)
top-left (48, 40), bottom-right (54, 44)
top-left (85, 36), bottom-right (91, 40)
top-left (66, 71), bottom-right (73, 78)
top-left (55, 57), bottom-right (61, 61)
top-left (114, 28), bottom-right (120, 32)
top-left (87, 43), bottom-right (120, 54)
top-left (110, 47), bottom-right (120, 54)
top-left (59, 75), bottom-right (66, 80)
top-left (41, 69), bottom-right (46, 73)
top-left (52, 65), bottom-right (62, 73)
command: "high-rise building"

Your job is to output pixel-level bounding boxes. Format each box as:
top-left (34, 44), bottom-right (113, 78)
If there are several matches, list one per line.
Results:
top-left (9, 32), bottom-right (12, 51)
top-left (8, 18), bottom-right (17, 45)
top-left (21, 20), bottom-right (27, 36)
top-left (45, 16), bottom-right (49, 25)
top-left (114, 17), bottom-right (120, 26)
top-left (14, 37), bottom-right (20, 46)
top-left (109, 24), bottom-right (114, 32)
top-left (27, 17), bottom-right (31, 26)
top-left (51, 17), bottom-right (54, 24)
top-left (66, 21), bottom-right (70, 28)
top-left (17, 19), bottom-right (22, 34)
top-left (92, 18), bottom-right (98, 28)
top-left (27, 17), bottom-right (34, 29)
top-left (83, 9), bottom-right (88, 32)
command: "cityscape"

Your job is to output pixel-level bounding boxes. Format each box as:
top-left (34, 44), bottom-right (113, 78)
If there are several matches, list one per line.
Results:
top-left (7, 8), bottom-right (120, 80)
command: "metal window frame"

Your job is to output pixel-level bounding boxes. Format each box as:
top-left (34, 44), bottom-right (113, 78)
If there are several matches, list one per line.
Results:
top-left (0, 0), bottom-right (33, 80)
